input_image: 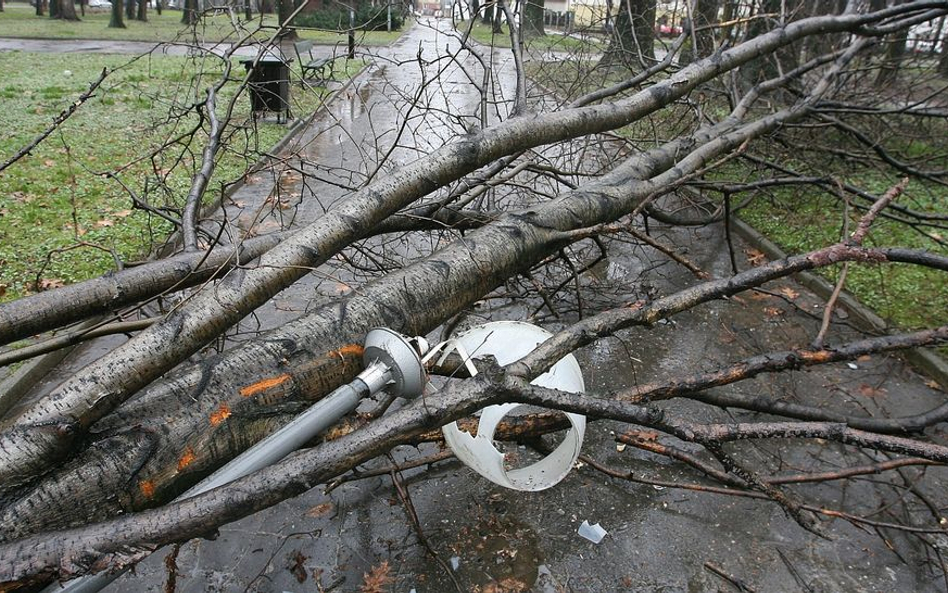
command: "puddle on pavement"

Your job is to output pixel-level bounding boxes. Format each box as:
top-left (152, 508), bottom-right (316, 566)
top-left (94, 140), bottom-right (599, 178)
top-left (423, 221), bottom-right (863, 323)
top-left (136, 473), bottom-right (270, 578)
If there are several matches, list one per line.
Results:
top-left (446, 513), bottom-right (542, 592)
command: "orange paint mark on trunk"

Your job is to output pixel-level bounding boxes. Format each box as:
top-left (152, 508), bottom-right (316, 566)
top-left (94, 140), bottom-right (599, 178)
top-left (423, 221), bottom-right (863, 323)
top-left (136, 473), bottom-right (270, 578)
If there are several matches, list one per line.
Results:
top-left (139, 480), bottom-right (156, 499)
top-left (210, 403), bottom-right (231, 426)
top-left (239, 373), bottom-right (291, 397)
top-left (331, 344), bottom-right (364, 360)
top-left (177, 447), bottom-right (196, 471)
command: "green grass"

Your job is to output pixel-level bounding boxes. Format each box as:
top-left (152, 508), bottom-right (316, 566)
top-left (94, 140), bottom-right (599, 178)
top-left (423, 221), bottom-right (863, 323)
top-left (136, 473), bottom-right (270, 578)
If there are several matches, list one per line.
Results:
top-left (0, 3), bottom-right (405, 45)
top-left (0, 50), bottom-right (363, 302)
top-left (738, 169), bottom-right (948, 332)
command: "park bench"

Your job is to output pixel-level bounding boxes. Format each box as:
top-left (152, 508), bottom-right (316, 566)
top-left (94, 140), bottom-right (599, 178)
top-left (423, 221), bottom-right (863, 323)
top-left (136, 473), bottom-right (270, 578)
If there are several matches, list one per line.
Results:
top-left (293, 40), bottom-right (335, 84)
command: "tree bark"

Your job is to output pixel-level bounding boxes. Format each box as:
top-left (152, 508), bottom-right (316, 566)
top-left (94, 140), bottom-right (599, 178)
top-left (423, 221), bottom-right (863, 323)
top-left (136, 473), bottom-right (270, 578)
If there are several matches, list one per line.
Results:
top-left (600, 0), bottom-right (655, 70)
top-left (136, 0), bottom-right (147, 21)
top-left (521, 0), bottom-right (545, 37)
top-left (58, 0), bottom-right (80, 20)
top-left (125, 0), bottom-right (135, 21)
top-left (692, 0), bottom-right (720, 60)
top-left (108, 0), bottom-right (125, 27)
top-left (181, 0), bottom-right (197, 25)
top-left (940, 28), bottom-right (948, 75)
top-left (278, 0), bottom-right (295, 34)
top-left (876, 0), bottom-right (909, 86)
top-left (0, 233), bottom-right (286, 347)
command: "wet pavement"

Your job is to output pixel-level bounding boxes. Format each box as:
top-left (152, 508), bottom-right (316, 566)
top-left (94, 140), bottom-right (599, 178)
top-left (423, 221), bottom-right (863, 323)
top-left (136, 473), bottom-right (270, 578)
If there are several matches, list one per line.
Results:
top-left (5, 19), bottom-right (948, 593)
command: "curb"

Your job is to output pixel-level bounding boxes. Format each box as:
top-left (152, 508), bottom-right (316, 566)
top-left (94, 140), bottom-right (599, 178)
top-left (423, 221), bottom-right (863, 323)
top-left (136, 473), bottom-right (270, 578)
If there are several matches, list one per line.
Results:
top-left (730, 216), bottom-right (948, 387)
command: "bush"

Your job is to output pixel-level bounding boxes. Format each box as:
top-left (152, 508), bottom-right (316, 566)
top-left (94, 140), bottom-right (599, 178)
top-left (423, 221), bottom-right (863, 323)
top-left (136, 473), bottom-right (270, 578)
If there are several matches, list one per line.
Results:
top-left (293, 3), bottom-right (403, 31)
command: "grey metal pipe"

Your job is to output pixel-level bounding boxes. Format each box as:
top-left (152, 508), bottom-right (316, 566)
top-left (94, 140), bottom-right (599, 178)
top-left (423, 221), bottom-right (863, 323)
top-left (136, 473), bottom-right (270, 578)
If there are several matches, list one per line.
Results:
top-left (48, 368), bottom-right (383, 593)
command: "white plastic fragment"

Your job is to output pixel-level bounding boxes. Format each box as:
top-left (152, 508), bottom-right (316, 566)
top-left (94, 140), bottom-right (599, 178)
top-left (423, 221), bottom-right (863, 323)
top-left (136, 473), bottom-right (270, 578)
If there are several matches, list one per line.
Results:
top-left (847, 362), bottom-right (859, 370)
top-left (450, 556), bottom-right (460, 571)
top-left (439, 322), bottom-right (586, 491)
top-left (577, 520), bottom-right (608, 544)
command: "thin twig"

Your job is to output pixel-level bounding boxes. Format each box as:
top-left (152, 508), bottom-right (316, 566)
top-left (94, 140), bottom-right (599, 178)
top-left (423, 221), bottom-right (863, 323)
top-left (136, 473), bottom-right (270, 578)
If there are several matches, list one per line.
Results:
top-left (0, 68), bottom-right (109, 174)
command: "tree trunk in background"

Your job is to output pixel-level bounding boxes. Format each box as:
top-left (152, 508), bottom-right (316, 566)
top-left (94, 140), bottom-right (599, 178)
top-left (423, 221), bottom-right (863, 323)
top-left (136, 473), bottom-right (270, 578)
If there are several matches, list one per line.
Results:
top-left (35, 0), bottom-right (45, 16)
top-left (181, 0), bottom-right (197, 25)
top-left (492, 3), bottom-right (503, 33)
top-left (600, 0), bottom-right (655, 69)
top-left (481, 0), bottom-right (492, 24)
top-left (125, 0), bottom-right (135, 21)
top-left (522, 0), bottom-right (545, 37)
top-left (680, 0), bottom-right (719, 65)
top-left (136, 0), bottom-right (147, 20)
top-left (156, 0), bottom-right (162, 15)
top-left (470, 0), bottom-right (479, 20)
top-left (740, 0), bottom-right (806, 87)
top-left (57, 0), bottom-right (79, 20)
top-left (278, 0), bottom-right (296, 36)
top-left (49, 0), bottom-right (59, 18)
top-left (693, 0), bottom-right (719, 58)
top-left (245, 0), bottom-right (252, 20)
top-left (938, 29), bottom-right (948, 75)
top-left (109, 0), bottom-right (125, 27)
top-left (876, 1), bottom-right (908, 86)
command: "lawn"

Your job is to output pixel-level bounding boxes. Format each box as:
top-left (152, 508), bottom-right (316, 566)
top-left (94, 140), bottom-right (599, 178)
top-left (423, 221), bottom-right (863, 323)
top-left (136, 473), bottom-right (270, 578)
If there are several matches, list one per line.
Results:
top-left (738, 172), bottom-right (948, 332)
top-left (0, 3), bottom-right (405, 46)
top-left (0, 50), bottom-right (363, 302)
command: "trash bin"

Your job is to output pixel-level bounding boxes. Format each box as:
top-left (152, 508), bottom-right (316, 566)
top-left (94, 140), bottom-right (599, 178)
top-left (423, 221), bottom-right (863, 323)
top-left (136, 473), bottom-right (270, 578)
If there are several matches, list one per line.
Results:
top-left (241, 56), bottom-right (292, 123)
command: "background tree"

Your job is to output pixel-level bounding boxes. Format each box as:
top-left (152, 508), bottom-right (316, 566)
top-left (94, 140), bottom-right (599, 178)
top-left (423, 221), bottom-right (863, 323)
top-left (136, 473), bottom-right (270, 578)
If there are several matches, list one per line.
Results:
top-left (521, 0), bottom-right (545, 37)
top-left (181, 0), bottom-right (197, 25)
top-left (601, 0), bottom-right (655, 69)
top-left (108, 0), bottom-right (125, 28)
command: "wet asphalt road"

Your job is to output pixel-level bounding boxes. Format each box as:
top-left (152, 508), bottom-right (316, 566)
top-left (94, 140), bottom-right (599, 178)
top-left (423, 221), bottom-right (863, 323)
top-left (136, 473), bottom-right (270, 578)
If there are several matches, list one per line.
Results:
top-left (4, 22), bottom-right (948, 593)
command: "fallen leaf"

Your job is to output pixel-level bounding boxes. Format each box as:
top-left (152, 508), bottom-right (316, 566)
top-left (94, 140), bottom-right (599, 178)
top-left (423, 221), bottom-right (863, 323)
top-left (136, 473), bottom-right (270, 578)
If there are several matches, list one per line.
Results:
top-left (622, 430), bottom-right (659, 442)
top-left (43, 159), bottom-right (56, 167)
top-left (856, 355), bottom-right (872, 362)
top-left (306, 502), bottom-right (334, 518)
top-left (36, 278), bottom-right (65, 291)
top-left (0, 284), bottom-right (6, 297)
top-left (857, 384), bottom-right (887, 398)
top-left (777, 286), bottom-right (799, 300)
top-left (744, 248), bottom-right (766, 266)
top-left (925, 380), bottom-right (942, 391)
top-left (360, 561), bottom-right (393, 593)
top-left (94, 219), bottom-right (114, 228)
top-left (113, 209), bottom-right (133, 218)
top-left (763, 306), bottom-right (784, 318)
top-left (287, 550), bottom-right (308, 584)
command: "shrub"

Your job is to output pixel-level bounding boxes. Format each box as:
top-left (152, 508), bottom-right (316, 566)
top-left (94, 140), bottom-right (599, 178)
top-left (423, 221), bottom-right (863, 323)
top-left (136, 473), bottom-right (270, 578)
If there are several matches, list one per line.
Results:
top-left (293, 3), bottom-right (403, 31)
